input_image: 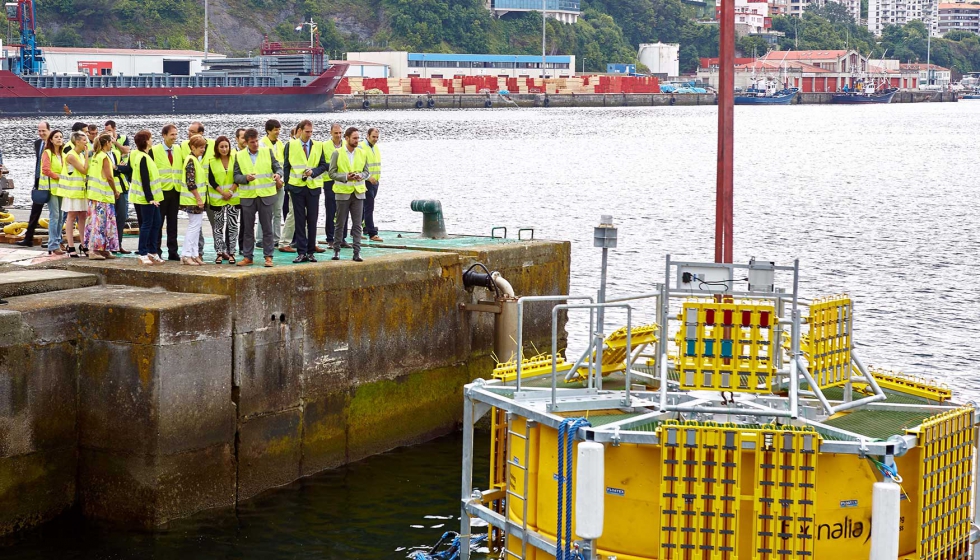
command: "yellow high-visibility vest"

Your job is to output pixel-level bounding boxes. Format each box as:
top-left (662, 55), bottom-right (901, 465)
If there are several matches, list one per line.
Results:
top-left (151, 143), bottom-right (184, 192)
top-left (59, 150), bottom-right (87, 200)
top-left (178, 154), bottom-right (207, 207)
top-left (360, 141), bottom-right (381, 182)
top-left (43, 150), bottom-right (63, 195)
top-left (260, 136), bottom-right (284, 165)
top-left (332, 147), bottom-right (368, 195)
top-left (208, 154), bottom-right (240, 207)
top-left (286, 138), bottom-right (325, 189)
top-left (128, 150), bottom-right (163, 205)
top-left (85, 152), bottom-right (116, 204)
top-left (235, 148), bottom-right (277, 199)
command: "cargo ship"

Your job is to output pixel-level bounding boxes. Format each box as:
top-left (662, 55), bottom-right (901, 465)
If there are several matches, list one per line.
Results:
top-left (1, 0), bottom-right (347, 116)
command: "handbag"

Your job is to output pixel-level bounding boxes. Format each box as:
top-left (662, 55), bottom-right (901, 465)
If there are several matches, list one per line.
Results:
top-left (31, 188), bottom-right (50, 205)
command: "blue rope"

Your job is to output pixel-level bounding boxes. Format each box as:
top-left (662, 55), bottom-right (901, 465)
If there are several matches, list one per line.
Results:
top-left (555, 417), bottom-right (591, 560)
top-left (411, 532), bottom-right (487, 560)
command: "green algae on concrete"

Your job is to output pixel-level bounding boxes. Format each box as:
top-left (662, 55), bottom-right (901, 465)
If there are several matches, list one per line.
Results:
top-left (0, 232), bottom-right (571, 535)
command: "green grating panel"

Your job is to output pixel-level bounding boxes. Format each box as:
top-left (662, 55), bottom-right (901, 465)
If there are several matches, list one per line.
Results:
top-left (819, 386), bottom-right (937, 405)
top-left (822, 410), bottom-right (936, 440)
top-left (627, 420), bottom-right (665, 433)
top-left (585, 412), bottom-right (646, 427)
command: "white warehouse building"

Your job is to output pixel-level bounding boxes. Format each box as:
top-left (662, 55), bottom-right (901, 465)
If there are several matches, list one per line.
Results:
top-left (18, 46), bottom-right (223, 76)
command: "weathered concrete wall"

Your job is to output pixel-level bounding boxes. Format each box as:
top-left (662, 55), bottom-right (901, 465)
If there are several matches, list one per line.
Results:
top-left (0, 308), bottom-right (76, 535)
top-left (0, 237), bottom-right (571, 535)
top-left (66, 242), bottom-right (567, 502)
top-left (0, 285), bottom-right (236, 534)
top-left (341, 90), bottom-right (956, 111)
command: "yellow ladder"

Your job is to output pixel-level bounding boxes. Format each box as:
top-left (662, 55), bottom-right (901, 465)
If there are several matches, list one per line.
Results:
top-left (504, 414), bottom-right (534, 559)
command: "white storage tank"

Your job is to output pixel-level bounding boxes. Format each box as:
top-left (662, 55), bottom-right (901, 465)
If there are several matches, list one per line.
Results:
top-left (638, 42), bottom-right (679, 78)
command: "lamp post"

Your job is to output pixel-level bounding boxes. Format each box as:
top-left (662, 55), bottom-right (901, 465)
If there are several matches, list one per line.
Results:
top-left (542, 0), bottom-right (547, 80)
top-left (295, 18), bottom-right (317, 49)
top-left (204, 0), bottom-right (209, 59)
top-left (582, 57), bottom-right (586, 74)
top-left (926, 17), bottom-right (933, 85)
top-left (592, 215), bottom-right (617, 391)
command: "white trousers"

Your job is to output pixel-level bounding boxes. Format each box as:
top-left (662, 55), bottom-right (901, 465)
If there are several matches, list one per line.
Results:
top-left (181, 212), bottom-right (204, 258)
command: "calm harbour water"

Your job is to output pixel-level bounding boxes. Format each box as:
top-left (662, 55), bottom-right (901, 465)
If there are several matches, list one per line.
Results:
top-left (1, 103), bottom-right (979, 557)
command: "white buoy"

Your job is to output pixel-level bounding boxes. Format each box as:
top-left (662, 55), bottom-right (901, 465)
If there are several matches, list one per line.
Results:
top-left (870, 482), bottom-right (901, 560)
top-left (575, 442), bottom-right (605, 540)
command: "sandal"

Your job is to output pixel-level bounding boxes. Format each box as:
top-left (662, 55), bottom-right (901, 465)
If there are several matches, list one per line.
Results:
top-left (215, 254), bottom-right (224, 265)
top-left (66, 246), bottom-right (79, 258)
top-left (228, 254), bottom-right (236, 265)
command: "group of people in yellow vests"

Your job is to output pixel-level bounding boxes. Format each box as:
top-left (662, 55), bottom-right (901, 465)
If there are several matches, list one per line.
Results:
top-left (31, 118), bottom-right (382, 267)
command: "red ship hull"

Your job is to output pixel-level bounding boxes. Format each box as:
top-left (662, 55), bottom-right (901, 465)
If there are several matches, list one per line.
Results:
top-left (0, 64), bottom-right (348, 116)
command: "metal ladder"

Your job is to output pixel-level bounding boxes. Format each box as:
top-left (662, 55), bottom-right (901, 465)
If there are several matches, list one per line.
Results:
top-left (503, 412), bottom-right (534, 559)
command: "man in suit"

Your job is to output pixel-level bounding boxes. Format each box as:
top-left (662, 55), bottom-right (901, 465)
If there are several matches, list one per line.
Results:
top-left (281, 120), bottom-right (329, 263)
top-left (16, 121), bottom-right (50, 247)
top-left (233, 128), bottom-right (283, 267)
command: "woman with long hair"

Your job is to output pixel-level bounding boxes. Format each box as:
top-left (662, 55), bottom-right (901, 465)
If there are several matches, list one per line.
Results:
top-left (129, 130), bottom-right (165, 265)
top-left (40, 130), bottom-right (66, 255)
top-left (61, 132), bottom-right (89, 257)
top-left (207, 136), bottom-right (240, 264)
top-left (179, 135), bottom-right (208, 265)
top-left (82, 134), bottom-right (121, 260)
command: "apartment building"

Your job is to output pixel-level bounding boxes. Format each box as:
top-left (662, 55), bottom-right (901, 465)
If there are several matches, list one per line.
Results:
top-left (938, 2), bottom-right (980, 34)
top-left (868, 0), bottom-right (940, 36)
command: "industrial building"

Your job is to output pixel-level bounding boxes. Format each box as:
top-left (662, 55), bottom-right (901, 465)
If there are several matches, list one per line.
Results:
top-left (485, 0), bottom-right (581, 23)
top-left (638, 43), bottom-right (679, 79)
top-left (698, 49), bottom-right (922, 91)
top-left (345, 51), bottom-right (576, 78)
top-left (0, 45), bottom-right (223, 76)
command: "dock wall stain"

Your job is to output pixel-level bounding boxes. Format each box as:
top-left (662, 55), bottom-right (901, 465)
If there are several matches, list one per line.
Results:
top-left (0, 237), bottom-right (570, 535)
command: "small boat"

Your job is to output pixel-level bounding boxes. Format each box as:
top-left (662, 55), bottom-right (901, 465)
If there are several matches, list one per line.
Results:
top-left (832, 82), bottom-right (898, 104)
top-left (735, 80), bottom-right (797, 105)
top-left (961, 87), bottom-right (980, 99)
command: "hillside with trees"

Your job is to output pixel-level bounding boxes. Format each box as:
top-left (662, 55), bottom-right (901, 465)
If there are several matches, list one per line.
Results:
top-left (18, 0), bottom-right (980, 76)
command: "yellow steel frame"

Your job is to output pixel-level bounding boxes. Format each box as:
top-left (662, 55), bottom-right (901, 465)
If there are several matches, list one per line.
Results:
top-left (488, 407), bottom-right (508, 551)
top-left (674, 300), bottom-right (776, 393)
top-left (492, 354), bottom-right (573, 382)
top-left (658, 421), bottom-right (742, 560)
top-left (752, 426), bottom-right (820, 560)
top-left (807, 295), bottom-right (853, 389)
top-left (862, 368), bottom-right (952, 402)
top-left (911, 406), bottom-right (975, 560)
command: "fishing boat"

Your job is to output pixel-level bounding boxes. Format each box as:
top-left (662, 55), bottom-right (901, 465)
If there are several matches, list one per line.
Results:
top-left (735, 51), bottom-right (797, 105)
top-left (448, 8), bottom-right (977, 560)
top-left (832, 80), bottom-right (898, 104)
top-left (735, 78), bottom-right (797, 105)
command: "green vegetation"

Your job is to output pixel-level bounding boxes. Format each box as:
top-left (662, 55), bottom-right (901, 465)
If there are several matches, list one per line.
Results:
top-left (22, 0), bottom-right (980, 76)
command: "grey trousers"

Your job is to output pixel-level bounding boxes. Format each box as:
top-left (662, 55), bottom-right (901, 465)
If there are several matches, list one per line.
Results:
top-left (334, 197), bottom-right (363, 254)
top-left (257, 189), bottom-right (285, 247)
top-left (241, 196), bottom-right (275, 259)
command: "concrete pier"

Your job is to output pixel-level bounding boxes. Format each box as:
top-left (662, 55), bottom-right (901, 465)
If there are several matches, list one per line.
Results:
top-left (339, 90), bottom-right (957, 110)
top-left (0, 232), bottom-right (570, 535)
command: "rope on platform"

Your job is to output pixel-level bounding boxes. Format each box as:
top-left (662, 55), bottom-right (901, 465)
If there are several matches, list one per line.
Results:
top-left (556, 417), bottom-right (592, 560)
top-left (410, 531), bottom-right (488, 560)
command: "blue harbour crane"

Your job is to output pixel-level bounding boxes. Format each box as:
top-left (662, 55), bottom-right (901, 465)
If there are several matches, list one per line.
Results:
top-left (4, 0), bottom-right (44, 75)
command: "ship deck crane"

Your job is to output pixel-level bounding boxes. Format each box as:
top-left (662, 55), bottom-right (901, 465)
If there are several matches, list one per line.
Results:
top-left (4, 0), bottom-right (44, 75)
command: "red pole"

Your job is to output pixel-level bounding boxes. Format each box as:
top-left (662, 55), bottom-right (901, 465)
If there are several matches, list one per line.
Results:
top-left (715, 0), bottom-right (735, 264)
